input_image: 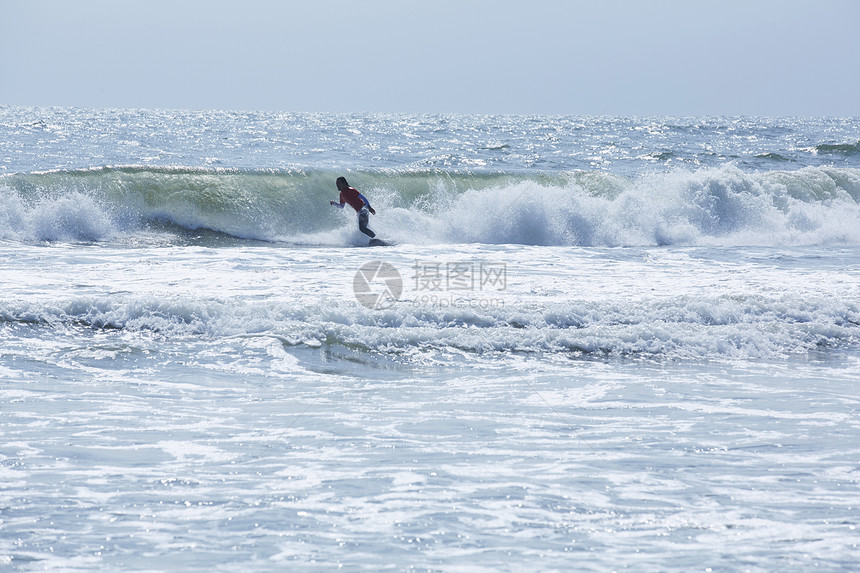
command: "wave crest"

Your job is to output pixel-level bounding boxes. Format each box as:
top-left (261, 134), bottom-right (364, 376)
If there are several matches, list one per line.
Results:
top-left (1, 165), bottom-right (859, 246)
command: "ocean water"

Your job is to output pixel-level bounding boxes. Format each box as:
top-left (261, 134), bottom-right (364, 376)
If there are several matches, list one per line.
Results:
top-left (1, 108), bottom-right (859, 571)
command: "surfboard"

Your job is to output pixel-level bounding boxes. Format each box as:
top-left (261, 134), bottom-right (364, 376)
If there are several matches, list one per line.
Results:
top-left (368, 238), bottom-right (394, 247)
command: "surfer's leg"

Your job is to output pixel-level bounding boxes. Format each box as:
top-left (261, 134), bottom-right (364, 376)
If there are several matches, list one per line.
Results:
top-left (358, 208), bottom-right (376, 238)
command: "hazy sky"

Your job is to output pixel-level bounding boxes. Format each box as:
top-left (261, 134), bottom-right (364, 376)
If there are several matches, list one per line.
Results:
top-left (2, 0), bottom-right (858, 116)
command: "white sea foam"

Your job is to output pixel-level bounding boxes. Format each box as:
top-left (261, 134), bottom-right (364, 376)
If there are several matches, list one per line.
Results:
top-left (2, 282), bottom-right (856, 361)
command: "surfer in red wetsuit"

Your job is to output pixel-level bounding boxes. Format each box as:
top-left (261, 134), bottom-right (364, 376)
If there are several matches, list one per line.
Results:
top-left (330, 176), bottom-right (377, 238)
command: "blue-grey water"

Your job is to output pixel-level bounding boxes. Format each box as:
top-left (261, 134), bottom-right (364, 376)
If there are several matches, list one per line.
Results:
top-left (1, 107), bottom-right (859, 571)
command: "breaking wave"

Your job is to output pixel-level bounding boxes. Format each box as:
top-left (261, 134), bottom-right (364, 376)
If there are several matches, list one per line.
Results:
top-left (1, 164), bottom-right (859, 246)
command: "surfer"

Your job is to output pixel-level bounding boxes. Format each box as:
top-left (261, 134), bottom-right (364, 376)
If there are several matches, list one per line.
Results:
top-left (330, 176), bottom-right (377, 239)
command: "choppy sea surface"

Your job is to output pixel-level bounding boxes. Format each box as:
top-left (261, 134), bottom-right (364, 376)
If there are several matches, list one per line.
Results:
top-left (1, 108), bottom-right (859, 571)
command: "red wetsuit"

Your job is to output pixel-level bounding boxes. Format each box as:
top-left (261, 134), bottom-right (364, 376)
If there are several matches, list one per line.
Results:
top-left (338, 187), bottom-right (370, 213)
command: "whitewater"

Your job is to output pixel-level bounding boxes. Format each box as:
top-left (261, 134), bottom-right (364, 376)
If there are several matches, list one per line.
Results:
top-left (1, 107), bottom-right (859, 571)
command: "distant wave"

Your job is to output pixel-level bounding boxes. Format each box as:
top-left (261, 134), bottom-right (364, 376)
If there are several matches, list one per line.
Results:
top-left (754, 152), bottom-right (795, 163)
top-left (1, 165), bottom-right (859, 246)
top-left (814, 140), bottom-right (860, 156)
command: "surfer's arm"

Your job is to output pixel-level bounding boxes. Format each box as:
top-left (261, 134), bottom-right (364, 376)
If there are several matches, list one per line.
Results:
top-left (358, 193), bottom-right (376, 215)
top-left (330, 191), bottom-right (346, 208)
